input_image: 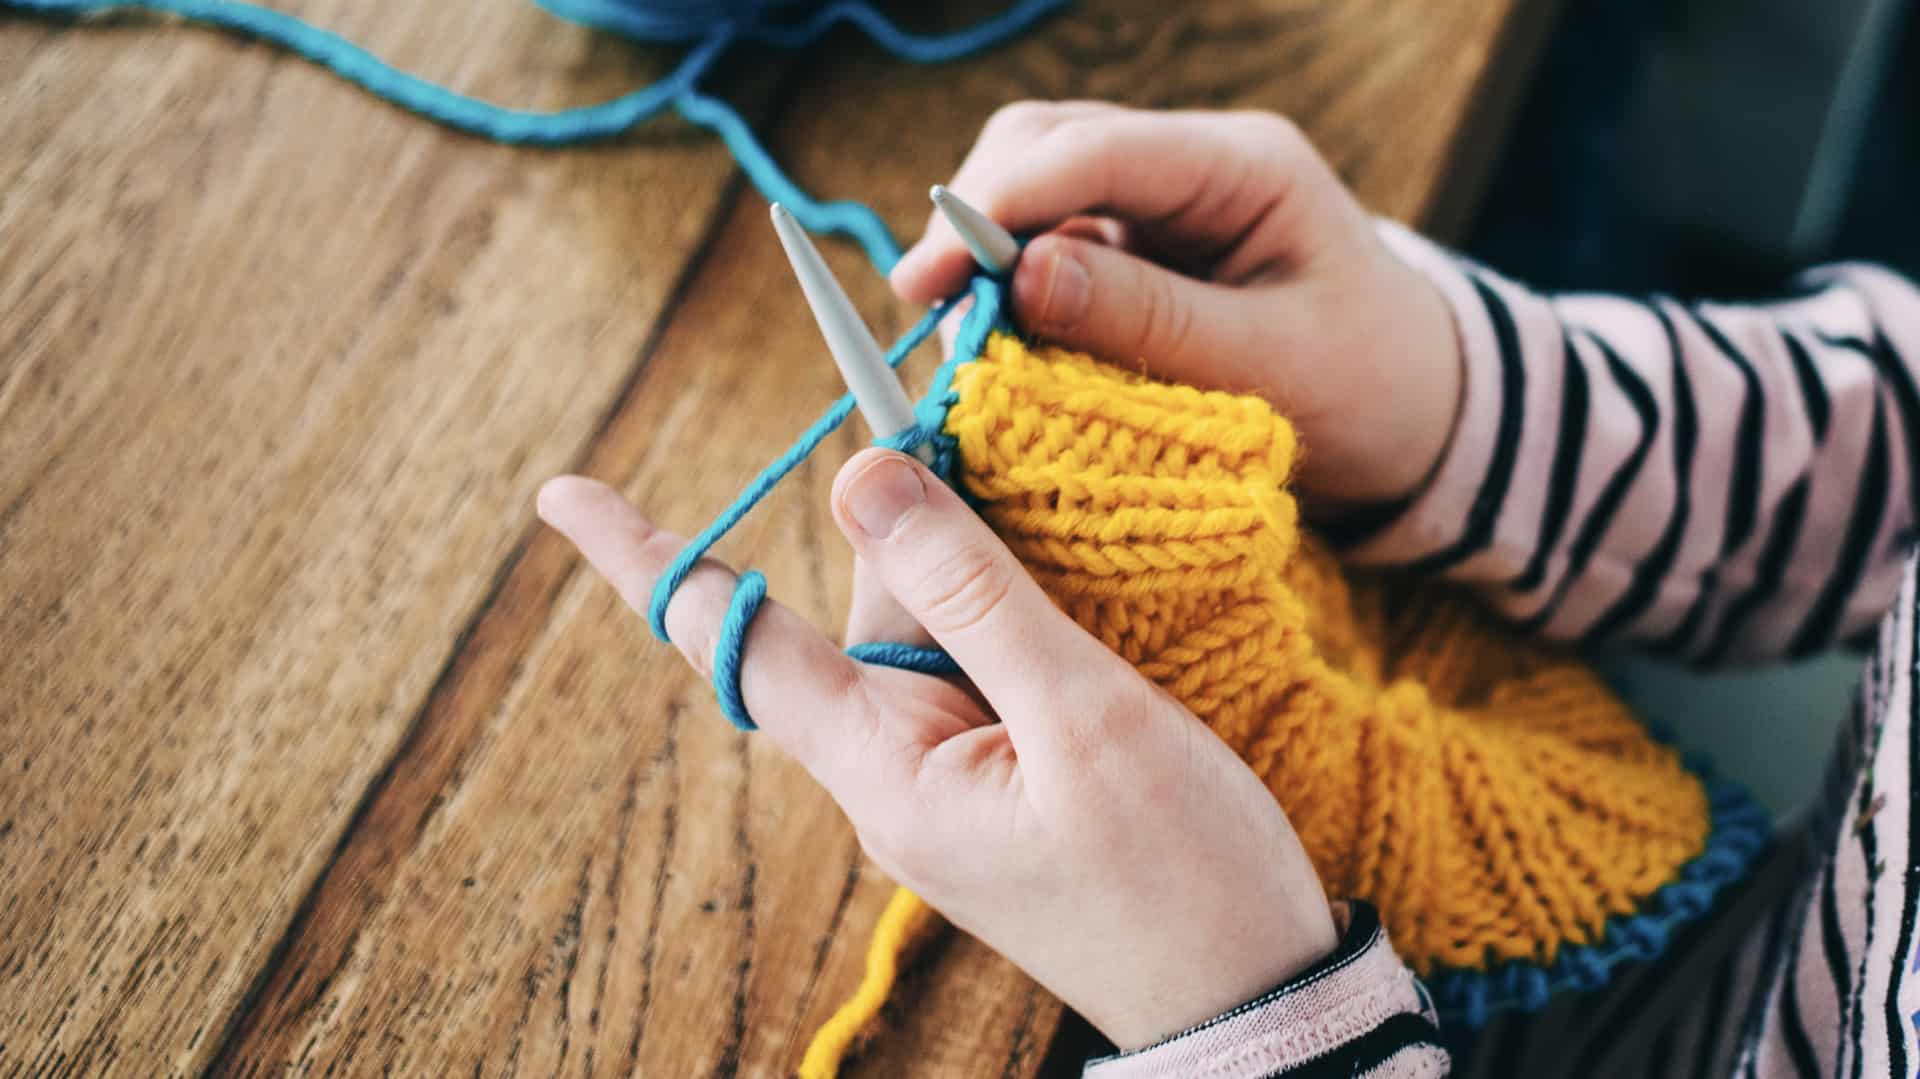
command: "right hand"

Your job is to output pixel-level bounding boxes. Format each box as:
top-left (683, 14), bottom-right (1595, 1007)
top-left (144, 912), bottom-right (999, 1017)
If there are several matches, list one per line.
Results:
top-left (891, 101), bottom-right (1465, 512)
top-left (538, 453), bottom-right (1339, 1052)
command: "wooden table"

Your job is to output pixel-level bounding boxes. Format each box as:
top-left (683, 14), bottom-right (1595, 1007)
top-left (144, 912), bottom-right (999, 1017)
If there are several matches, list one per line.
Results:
top-left (0, 2), bottom-right (1555, 1074)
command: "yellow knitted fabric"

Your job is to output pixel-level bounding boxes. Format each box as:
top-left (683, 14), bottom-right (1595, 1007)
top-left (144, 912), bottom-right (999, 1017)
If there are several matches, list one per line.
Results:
top-left (802, 333), bottom-right (1712, 1074)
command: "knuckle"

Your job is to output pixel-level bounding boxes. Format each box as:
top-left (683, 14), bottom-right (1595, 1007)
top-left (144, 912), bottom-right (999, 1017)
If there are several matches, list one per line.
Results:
top-left (1037, 674), bottom-right (1166, 793)
top-left (819, 657), bottom-right (874, 720)
top-left (1044, 115), bottom-right (1117, 178)
top-left (1134, 272), bottom-right (1194, 360)
top-left (1061, 688), bottom-right (1137, 766)
top-left (1243, 110), bottom-right (1304, 150)
top-left (985, 100), bottom-right (1053, 135)
top-left (912, 543), bottom-right (1011, 636)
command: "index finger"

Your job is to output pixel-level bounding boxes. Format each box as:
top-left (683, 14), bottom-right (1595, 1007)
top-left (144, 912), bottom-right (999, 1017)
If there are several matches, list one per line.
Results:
top-left (892, 107), bottom-right (1314, 304)
top-left (890, 100), bottom-right (1118, 303)
top-left (537, 476), bottom-right (916, 802)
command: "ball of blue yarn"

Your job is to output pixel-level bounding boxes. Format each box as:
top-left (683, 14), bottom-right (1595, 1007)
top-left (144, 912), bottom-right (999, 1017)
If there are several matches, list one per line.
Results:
top-left (535, 0), bottom-right (809, 42)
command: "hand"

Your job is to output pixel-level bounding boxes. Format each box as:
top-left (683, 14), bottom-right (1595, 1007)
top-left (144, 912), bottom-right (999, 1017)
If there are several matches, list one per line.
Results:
top-left (892, 102), bottom-right (1464, 510)
top-left (537, 451), bottom-right (1338, 1051)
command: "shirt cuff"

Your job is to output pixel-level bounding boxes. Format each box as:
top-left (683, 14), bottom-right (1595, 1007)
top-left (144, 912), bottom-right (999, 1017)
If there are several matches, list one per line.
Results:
top-left (1081, 902), bottom-right (1448, 1079)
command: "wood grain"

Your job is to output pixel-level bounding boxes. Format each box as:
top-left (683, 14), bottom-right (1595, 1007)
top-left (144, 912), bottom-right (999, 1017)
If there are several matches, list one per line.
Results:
top-left (0, 0), bottom-right (1548, 1075)
top-left (0, 5), bottom-right (771, 1074)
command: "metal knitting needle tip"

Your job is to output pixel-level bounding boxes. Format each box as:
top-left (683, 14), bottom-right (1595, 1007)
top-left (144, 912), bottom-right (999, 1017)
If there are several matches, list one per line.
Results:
top-left (930, 184), bottom-right (1020, 276)
top-left (770, 203), bottom-right (934, 466)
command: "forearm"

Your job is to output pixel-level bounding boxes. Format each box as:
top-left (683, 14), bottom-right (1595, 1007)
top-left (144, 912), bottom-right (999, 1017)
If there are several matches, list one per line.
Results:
top-left (1347, 225), bottom-right (1920, 663)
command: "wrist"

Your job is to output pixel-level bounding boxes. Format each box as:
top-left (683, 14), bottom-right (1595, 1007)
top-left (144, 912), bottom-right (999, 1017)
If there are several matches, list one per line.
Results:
top-left (1092, 896), bottom-right (1341, 1052)
top-left (1083, 902), bottom-right (1444, 1078)
top-left (1370, 236), bottom-right (1468, 501)
top-left (1292, 238), bottom-right (1466, 512)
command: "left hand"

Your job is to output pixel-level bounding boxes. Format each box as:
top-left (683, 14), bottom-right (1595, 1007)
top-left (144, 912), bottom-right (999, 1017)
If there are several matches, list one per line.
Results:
top-left (890, 102), bottom-right (1462, 512)
top-left (538, 450), bottom-right (1337, 1051)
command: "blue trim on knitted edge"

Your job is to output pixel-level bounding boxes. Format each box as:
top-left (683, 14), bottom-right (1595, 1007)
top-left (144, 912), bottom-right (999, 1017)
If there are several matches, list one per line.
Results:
top-left (1425, 743), bottom-right (1771, 1028)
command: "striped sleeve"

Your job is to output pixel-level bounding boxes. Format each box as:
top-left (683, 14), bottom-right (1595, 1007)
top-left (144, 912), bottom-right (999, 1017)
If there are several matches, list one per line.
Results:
top-left (1733, 553), bottom-right (1920, 1076)
top-left (1081, 902), bottom-right (1448, 1079)
top-left (1352, 221), bottom-right (1920, 663)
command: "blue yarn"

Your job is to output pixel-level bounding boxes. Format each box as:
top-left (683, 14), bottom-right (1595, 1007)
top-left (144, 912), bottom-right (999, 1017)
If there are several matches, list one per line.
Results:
top-left (712, 569), bottom-right (769, 729)
top-left (7, 0), bottom-right (1069, 269)
top-left (533, 0), bottom-right (1068, 59)
top-left (647, 267), bottom-right (1005, 742)
top-left (845, 642), bottom-right (962, 676)
top-left (10, 0), bottom-right (725, 140)
top-left (674, 89), bottom-right (903, 268)
top-left (739, 0), bottom-right (1070, 60)
top-left (11, 0), bottom-right (1050, 699)
top-left (531, 0), bottom-right (792, 42)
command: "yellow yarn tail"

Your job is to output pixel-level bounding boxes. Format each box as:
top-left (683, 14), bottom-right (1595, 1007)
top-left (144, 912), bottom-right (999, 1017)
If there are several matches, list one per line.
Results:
top-left (799, 886), bottom-right (941, 1079)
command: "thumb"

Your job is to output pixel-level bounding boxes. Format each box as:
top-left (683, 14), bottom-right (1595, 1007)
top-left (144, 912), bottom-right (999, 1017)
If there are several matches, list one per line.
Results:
top-left (830, 448), bottom-right (1130, 732)
top-left (1011, 233), bottom-right (1280, 394)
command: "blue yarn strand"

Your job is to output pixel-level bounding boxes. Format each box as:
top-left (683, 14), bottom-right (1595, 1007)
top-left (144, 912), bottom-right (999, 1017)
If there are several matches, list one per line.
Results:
top-left (845, 642), bottom-right (961, 676)
top-left (7, 0), bottom-right (1066, 269)
top-left (712, 569), bottom-right (769, 730)
top-left (674, 89), bottom-right (902, 269)
top-left (672, 275), bottom-right (1006, 729)
top-left (13, 0), bottom-right (1054, 716)
top-left (646, 295), bottom-right (956, 641)
top-left (532, 0), bottom-right (1070, 63)
top-left (8, 0), bottom-right (724, 144)
top-left (687, 275), bottom-right (1006, 729)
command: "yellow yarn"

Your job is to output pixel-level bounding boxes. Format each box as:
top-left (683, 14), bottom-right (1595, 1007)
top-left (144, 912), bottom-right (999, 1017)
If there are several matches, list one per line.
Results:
top-left (802, 333), bottom-right (1711, 1072)
top-left (799, 887), bottom-right (938, 1079)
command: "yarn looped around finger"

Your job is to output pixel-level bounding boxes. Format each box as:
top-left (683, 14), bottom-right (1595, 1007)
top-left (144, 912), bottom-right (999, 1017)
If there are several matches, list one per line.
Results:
top-left (641, 277), bottom-right (999, 647)
top-left (712, 570), bottom-right (768, 730)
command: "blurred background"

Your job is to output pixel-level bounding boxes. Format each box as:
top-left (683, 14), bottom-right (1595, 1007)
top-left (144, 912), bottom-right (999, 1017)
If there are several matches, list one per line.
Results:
top-left (1463, 0), bottom-right (1919, 819)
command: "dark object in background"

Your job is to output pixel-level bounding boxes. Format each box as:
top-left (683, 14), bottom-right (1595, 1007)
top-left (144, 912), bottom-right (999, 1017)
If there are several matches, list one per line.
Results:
top-left (1467, 0), bottom-right (1919, 295)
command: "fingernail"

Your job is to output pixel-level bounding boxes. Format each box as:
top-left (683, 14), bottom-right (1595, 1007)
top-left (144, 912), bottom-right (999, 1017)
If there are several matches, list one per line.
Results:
top-left (845, 456), bottom-right (925, 539)
top-left (1036, 245), bottom-right (1090, 329)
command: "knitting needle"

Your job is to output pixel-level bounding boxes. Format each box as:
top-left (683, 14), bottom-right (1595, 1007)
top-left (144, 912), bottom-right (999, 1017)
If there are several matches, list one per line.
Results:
top-left (771, 203), bottom-right (936, 467)
top-left (929, 184), bottom-right (1020, 276)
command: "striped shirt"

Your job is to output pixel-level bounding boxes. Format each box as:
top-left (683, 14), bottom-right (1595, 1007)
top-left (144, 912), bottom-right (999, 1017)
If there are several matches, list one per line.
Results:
top-left (1083, 227), bottom-right (1920, 1078)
